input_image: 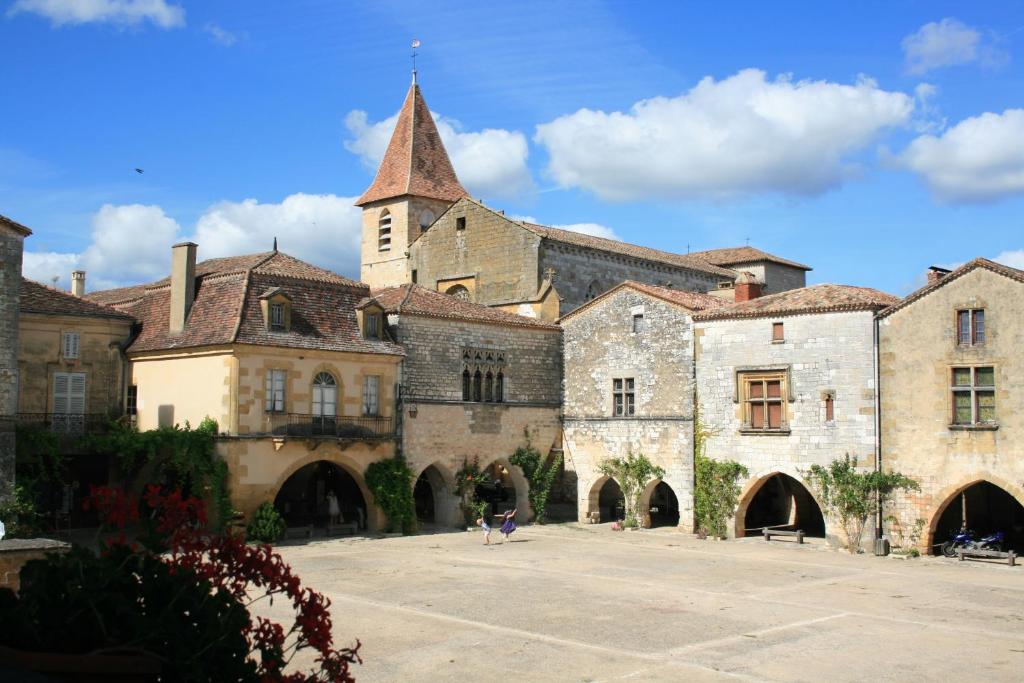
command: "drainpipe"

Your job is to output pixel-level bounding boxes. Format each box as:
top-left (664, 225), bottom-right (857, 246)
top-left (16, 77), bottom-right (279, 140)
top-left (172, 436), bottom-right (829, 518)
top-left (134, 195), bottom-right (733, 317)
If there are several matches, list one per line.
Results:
top-left (873, 314), bottom-right (884, 546)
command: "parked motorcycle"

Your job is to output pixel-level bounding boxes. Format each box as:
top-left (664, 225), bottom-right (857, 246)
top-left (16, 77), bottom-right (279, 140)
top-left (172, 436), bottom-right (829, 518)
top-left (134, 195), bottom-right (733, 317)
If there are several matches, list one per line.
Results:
top-left (973, 531), bottom-right (1005, 552)
top-left (940, 529), bottom-right (1005, 557)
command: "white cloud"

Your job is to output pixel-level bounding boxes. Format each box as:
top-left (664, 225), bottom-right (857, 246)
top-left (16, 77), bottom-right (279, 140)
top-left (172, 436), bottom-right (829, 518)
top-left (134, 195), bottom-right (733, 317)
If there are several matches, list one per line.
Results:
top-left (901, 18), bottom-right (1005, 75)
top-left (534, 69), bottom-right (914, 201)
top-left (899, 109), bottom-right (1024, 203)
top-left (21, 194), bottom-right (363, 291)
top-left (8, 0), bottom-right (185, 28)
top-left (344, 110), bottom-right (533, 199)
top-left (992, 249), bottom-right (1024, 270)
top-left (510, 215), bottom-right (621, 241)
top-left (203, 22), bottom-right (237, 46)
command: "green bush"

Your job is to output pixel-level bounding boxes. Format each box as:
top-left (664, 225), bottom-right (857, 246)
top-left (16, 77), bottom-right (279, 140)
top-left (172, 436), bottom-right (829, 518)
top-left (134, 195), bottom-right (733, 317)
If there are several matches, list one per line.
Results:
top-left (694, 454), bottom-right (748, 539)
top-left (598, 452), bottom-right (664, 528)
top-left (509, 431), bottom-right (562, 524)
top-left (0, 485), bottom-right (41, 539)
top-left (246, 502), bottom-right (285, 543)
top-left (365, 456), bottom-right (416, 534)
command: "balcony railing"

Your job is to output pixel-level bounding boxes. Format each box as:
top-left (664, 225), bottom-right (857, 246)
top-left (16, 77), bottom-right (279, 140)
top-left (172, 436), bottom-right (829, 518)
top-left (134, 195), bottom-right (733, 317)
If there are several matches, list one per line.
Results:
top-left (265, 413), bottom-right (395, 440)
top-left (16, 413), bottom-right (113, 436)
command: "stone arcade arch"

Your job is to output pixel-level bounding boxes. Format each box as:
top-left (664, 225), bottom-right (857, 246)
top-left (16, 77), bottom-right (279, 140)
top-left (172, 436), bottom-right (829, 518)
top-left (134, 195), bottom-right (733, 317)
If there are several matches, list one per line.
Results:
top-left (927, 478), bottom-right (1024, 555)
top-left (273, 459), bottom-right (368, 530)
top-left (736, 472), bottom-right (826, 538)
top-left (586, 476), bottom-right (625, 523)
top-left (414, 463), bottom-right (458, 527)
top-left (479, 458), bottom-right (531, 520)
top-left (641, 480), bottom-right (681, 528)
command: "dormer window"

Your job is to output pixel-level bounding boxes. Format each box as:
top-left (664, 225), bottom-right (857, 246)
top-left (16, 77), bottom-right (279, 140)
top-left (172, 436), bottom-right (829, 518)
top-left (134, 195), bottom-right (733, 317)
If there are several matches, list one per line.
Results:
top-left (259, 288), bottom-right (292, 332)
top-left (366, 313), bottom-right (380, 340)
top-left (359, 304), bottom-right (384, 340)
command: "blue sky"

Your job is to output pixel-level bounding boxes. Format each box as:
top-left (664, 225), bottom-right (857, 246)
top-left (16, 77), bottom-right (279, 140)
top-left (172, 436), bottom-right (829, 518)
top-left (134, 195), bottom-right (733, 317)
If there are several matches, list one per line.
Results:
top-left (2, 1), bottom-right (1023, 293)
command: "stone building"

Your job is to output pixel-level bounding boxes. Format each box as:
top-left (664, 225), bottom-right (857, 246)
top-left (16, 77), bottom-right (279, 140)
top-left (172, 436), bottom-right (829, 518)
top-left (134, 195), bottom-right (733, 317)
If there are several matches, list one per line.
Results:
top-left (879, 259), bottom-right (1024, 554)
top-left (1, 214), bottom-right (31, 502)
top-left (87, 243), bottom-right (405, 529)
top-left (358, 79), bottom-right (810, 319)
top-left (694, 283), bottom-right (897, 543)
top-left (362, 284), bottom-right (562, 525)
top-left (561, 281), bottom-right (724, 531)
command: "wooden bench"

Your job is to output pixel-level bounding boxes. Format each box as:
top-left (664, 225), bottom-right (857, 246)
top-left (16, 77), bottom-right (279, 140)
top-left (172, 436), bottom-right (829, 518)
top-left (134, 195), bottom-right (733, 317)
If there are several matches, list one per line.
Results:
top-left (958, 547), bottom-right (1017, 566)
top-left (284, 525), bottom-right (313, 540)
top-left (326, 522), bottom-right (359, 536)
top-left (763, 528), bottom-right (804, 544)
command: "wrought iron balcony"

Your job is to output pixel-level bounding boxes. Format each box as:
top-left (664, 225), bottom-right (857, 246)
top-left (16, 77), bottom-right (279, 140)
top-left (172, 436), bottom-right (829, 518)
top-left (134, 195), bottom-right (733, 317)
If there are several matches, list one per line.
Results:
top-left (265, 413), bottom-right (395, 440)
top-left (16, 413), bottom-right (113, 436)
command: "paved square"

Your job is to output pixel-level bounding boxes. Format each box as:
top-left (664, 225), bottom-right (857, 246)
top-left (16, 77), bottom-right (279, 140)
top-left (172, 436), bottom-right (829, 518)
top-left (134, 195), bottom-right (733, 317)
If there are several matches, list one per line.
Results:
top-left (268, 524), bottom-right (1024, 682)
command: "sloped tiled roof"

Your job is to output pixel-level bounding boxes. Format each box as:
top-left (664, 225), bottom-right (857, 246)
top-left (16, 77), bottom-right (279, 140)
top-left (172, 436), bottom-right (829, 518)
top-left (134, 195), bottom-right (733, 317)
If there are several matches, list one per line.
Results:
top-left (19, 278), bottom-right (134, 321)
top-left (519, 221), bottom-right (735, 279)
top-left (356, 82), bottom-right (469, 206)
top-left (694, 284), bottom-right (898, 321)
top-left (560, 280), bottom-right (725, 323)
top-left (0, 213), bottom-right (32, 236)
top-left (878, 257), bottom-right (1024, 319)
top-left (689, 246), bottom-right (812, 271)
top-left (365, 284), bottom-right (559, 330)
top-left (86, 250), bottom-right (403, 356)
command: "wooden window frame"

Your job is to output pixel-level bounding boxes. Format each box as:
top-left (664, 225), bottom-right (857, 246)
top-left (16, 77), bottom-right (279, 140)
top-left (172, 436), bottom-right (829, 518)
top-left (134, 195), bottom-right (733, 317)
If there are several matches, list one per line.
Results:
top-left (126, 385), bottom-right (138, 417)
top-left (265, 369), bottom-right (286, 413)
top-left (269, 303), bottom-right (286, 331)
top-left (950, 366), bottom-right (996, 428)
top-left (362, 375), bottom-right (380, 417)
top-left (956, 309), bottom-right (985, 346)
top-left (612, 377), bottom-right (635, 417)
top-left (738, 371), bottom-right (789, 434)
top-left (771, 322), bottom-right (784, 343)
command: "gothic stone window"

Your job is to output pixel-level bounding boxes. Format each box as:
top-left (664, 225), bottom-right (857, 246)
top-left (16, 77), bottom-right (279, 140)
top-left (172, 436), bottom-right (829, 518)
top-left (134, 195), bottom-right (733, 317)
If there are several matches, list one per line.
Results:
top-left (612, 378), bottom-right (634, 416)
top-left (951, 366), bottom-right (995, 426)
top-left (462, 348), bottom-right (507, 402)
top-left (739, 371), bottom-right (787, 432)
top-left (956, 309), bottom-right (985, 346)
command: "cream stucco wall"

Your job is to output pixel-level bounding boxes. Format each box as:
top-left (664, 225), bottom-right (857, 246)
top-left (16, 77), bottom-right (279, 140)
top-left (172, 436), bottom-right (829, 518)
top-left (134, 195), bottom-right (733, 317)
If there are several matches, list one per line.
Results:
top-left (129, 349), bottom-right (234, 431)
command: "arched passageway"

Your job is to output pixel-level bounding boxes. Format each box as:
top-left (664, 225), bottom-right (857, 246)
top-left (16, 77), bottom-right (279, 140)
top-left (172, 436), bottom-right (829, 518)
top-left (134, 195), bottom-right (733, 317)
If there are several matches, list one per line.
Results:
top-left (742, 473), bottom-right (825, 537)
top-left (931, 481), bottom-right (1024, 554)
top-left (648, 481), bottom-right (680, 528)
top-left (478, 460), bottom-right (528, 518)
top-left (597, 478), bottom-right (625, 523)
top-left (415, 464), bottom-right (453, 525)
top-left (274, 460), bottom-right (367, 529)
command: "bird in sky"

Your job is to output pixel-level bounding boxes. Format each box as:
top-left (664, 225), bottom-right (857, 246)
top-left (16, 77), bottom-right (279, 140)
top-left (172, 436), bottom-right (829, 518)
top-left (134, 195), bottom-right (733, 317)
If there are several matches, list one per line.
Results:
top-left (134, 168), bottom-right (144, 174)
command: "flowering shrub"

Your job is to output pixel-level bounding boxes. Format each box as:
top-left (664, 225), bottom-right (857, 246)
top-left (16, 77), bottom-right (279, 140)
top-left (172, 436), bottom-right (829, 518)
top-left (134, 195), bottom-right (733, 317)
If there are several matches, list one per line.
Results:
top-left (454, 457), bottom-right (490, 526)
top-left (0, 485), bottom-right (361, 682)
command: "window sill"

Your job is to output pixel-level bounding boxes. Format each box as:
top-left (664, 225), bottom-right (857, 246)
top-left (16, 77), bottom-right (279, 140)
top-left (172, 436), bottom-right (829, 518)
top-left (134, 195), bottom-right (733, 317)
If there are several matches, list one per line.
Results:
top-left (770, 340), bottom-right (786, 345)
top-left (948, 423), bottom-right (999, 431)
top-left (739, 427), bottom-right (791, 436)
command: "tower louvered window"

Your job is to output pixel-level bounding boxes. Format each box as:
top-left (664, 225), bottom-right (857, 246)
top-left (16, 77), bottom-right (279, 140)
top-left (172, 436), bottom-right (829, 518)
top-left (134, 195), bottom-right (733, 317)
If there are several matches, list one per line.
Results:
top-left (378, 210), bottom-right (392, 252)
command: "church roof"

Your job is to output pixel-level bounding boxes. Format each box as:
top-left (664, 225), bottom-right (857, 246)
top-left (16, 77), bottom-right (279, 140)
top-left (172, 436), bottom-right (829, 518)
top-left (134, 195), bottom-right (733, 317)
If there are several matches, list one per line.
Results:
top-left (689, 245), bottom-right (812, 271)
top-left (364, 284), bottom-right (559, 330)
top-left (20, 278), bottom-right (134, 321)
top-left (86, 250), bottom-right (403, 356)
top-left (559, 280), bottom-right (725, 323)
top-left (356, 82), bottom-right (469, 206)
top-left (694, 283), bottom-right (898, 321)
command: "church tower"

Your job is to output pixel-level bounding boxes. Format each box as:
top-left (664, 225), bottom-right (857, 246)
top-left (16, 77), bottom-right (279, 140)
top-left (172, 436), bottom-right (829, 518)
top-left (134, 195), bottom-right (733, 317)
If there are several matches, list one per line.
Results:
top-left (357, 77), bottom-right (468, 289)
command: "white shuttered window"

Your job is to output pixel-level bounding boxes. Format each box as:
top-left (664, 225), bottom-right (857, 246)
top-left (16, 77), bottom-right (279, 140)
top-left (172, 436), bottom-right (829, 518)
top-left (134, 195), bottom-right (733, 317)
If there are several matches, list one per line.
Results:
top-left (62, 332), bottom-right (80, 360)
top-left (53, 372), bottom-right (86, 414)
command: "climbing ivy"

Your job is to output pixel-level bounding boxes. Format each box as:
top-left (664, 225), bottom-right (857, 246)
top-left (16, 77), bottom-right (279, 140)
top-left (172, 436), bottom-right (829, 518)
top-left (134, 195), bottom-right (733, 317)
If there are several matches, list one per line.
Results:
top-left (365, 456), bottom-right (416, 534)
top-left (598, 451), bottom-right (664, 528)
top-left (693, 404), bottom-right (748, 538)
top-left (508, 430), bottom-right (562, 524)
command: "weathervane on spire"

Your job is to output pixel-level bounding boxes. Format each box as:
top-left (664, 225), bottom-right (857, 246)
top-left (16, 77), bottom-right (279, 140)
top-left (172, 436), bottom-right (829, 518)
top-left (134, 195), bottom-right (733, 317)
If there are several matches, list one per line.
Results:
top-left (411, 38), bottom-right (421, 83)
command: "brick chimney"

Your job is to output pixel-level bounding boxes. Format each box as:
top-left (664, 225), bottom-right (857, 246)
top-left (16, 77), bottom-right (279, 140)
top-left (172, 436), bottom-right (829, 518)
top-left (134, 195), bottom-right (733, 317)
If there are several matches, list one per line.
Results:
top-left (169, 242), bottom-right (197, 335)
top-left (70, 270), bottom-right (86, 297)
top-left (926, 266), bottom-right (951, 284)
top-left (734, 272), bottom-right (763, 302)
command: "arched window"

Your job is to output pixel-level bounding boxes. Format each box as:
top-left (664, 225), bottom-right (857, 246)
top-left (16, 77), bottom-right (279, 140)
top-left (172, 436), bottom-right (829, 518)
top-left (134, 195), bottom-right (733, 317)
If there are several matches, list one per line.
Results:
top-left (586, 280), bottom-right (602, 301)
top-left (312, 373), bottom-right (337, 417)
top-left (378, 210), bottom-right (392, 252)
top-left (462, 368), bottom-right (471, 401)
top-left (446, 284), bottom-right (471, 301)
top-left (495, 372), bottom-right (504, 403)
top-left (484, 371), bottom-right (493, 402)
top-left (473, 370), bottom-right (482, 402)
top-left (419, 209), bottom-right (435, 231)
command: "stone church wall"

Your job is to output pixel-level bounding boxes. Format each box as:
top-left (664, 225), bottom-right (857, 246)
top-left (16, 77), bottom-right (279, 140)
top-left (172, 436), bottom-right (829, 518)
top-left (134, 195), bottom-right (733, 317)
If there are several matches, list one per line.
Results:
top-left (561, 287), bottom-right (697, 529)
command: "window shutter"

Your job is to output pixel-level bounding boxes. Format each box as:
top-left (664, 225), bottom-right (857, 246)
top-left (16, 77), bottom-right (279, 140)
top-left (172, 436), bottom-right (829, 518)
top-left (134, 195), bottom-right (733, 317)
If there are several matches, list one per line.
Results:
top-left (63, 332), bottom-right (80, 359)
top-left (69, 374), bottom-right (86, 414)
top-left (53, 373), bottom-right (85, 414)
top-left (53, 373), bottom-right (69, 414)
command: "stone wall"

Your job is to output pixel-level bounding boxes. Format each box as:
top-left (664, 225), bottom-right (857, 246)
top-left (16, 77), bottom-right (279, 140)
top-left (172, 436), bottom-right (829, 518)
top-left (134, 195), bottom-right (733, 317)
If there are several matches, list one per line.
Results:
top-left (695, 310), bottom-right (878, 541)
top-left (540, 243), bottom-right (721, 316)
top-left (393, 313), bottom-right (562, 405)
top-left (0, 538), bottom-right (70, 593)
top-left (722, 261), bottom-right (806, 296)
top-left (879, 267), bottom-right (1024, 550)
top-left (562, 286), bottom-right (697, 529)
top-left (0, 225), bottom-right (26, 502)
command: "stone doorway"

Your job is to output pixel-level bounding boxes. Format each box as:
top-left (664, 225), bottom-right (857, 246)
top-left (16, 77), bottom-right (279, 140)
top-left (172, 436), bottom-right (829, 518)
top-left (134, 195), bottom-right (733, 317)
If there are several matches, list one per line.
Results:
top-left (596, 478), bottom-right (625, 523)
top-left (931, 481), bottom-right (1024, 554)
top-left (273, 460), bottom-right (366, 529)
top-left (741, 473), bottom-right (825, 537)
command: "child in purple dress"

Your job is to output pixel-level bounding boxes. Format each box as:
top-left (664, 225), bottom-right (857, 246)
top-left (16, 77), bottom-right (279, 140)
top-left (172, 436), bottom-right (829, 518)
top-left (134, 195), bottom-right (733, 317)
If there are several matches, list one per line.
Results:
top-left (499, 508), bottom-right (517, 542)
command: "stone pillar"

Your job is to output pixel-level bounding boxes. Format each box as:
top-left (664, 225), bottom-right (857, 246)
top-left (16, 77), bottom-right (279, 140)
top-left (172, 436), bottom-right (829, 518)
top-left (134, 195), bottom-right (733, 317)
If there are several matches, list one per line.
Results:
top-left (0, 217), bottom-right (31, 503)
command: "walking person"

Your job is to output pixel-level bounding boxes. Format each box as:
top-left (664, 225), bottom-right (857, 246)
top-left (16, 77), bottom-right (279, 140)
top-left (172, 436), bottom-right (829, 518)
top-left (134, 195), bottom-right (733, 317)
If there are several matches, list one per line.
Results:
top-left (476, 515), bottom-right (492, 545)
top-left (326, 490), bottom-right (341, 526)
top-left (499, 508), bottom-right (517, 542)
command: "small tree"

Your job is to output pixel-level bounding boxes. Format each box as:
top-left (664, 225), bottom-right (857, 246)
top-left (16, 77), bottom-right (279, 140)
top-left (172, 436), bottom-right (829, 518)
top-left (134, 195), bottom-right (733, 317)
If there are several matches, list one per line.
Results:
top-left (804, 455), bottom-right (919, 553)
top-left (509, 430), bottom-right (562, 524)
top-left (598, 451), bottom-right (664, 528)
top-left (454, 457), bottom-right (490, 526)
top-left (365, 456), bottom-right (416, 534)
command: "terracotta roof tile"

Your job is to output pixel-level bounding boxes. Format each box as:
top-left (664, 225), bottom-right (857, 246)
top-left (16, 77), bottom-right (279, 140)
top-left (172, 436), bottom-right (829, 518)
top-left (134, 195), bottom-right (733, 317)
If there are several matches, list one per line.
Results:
top-left (694, 283), bottom-right (898, 321)
top-left (689, 245), bottom-right (812, 271)
top-left (356, 83), bottom-right (469, 206)
top-left (559, 280), bottom-right (725, 323)
top-left (89, 250), bottom-right (403, 356)
top-left (20, 278), bottom-right (135, 321)
top-left (0, 213), bottom-right (32, 236)
top-left (878, 257), bottom-right (1024, 319)
top-left (365, 284), bottom-right (560, 330)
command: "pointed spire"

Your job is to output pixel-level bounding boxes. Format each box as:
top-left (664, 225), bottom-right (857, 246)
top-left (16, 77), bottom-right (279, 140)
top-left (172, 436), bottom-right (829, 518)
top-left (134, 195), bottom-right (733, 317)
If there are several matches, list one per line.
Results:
top-left (273, 236), bottom-right (278, 252)
top-left (355, 82), bottom-right (469, 206)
